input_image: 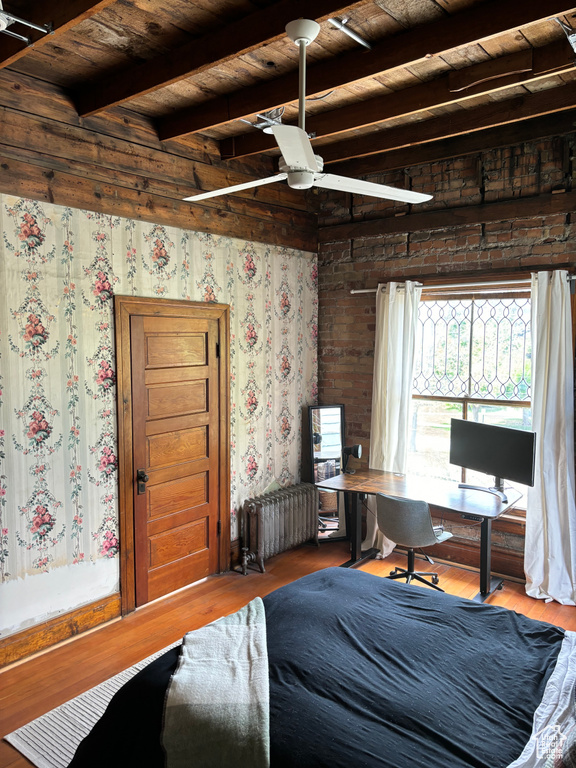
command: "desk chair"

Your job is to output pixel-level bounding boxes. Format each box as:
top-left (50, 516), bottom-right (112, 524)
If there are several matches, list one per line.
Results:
top-left (375, 493), bottom-right (453, 591)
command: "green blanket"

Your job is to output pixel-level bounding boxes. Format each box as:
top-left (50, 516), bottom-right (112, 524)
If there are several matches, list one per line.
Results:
top-left (162, 597), bottom-right (270, 768)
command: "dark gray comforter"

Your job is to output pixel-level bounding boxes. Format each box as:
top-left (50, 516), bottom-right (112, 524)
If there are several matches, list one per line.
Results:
top-left (69, 567), bottom-right (565, 768)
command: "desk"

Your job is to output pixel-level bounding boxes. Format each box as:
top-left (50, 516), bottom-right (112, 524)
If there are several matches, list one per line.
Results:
top-left (315, 469), bottom-right (522, 602)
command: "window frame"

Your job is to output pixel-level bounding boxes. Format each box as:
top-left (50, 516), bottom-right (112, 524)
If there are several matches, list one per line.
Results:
top-left (411, 281), bottom-right (533, 512)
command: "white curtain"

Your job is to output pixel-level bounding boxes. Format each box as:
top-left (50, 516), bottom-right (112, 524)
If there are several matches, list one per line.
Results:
top-left (525, 270), bottom-right (576, 604)
top-left (363, 281), bottom-right (422, 556)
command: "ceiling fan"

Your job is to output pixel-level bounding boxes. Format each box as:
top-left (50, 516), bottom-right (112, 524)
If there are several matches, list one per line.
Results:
top-left (184, 19), bottom-right (432, 205)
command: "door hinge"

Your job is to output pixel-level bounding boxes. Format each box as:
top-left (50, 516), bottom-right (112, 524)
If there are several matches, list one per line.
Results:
top-left (217, 520), bottom-right (221, 536)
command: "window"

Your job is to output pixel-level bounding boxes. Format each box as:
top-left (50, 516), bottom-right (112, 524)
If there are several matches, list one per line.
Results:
top-left (407, 283), bottom-right (532, 501)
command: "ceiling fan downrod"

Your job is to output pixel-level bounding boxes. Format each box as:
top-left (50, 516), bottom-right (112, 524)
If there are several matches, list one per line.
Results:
top-left (183, 16), bottom-right (432, 205)
top-left (285, 19), bottom-right (320, 133)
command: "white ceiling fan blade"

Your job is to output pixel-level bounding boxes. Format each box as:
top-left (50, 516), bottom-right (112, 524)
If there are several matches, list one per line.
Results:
top-left (313, 173), bottom-right (432, 204)
top-left (184, 173), bottom-right (287, 202)
top-left (271, 125), bottom-right (318, 172)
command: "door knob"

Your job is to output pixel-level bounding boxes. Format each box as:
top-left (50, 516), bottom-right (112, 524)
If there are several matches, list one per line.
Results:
top-left (136, 468), bottom-right (149, 495)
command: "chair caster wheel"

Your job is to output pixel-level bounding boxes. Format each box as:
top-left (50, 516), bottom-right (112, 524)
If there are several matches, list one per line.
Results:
top-left (389, 570), bottom-right (396, 576)
top-left (432, 575), bottom-right (439, 585)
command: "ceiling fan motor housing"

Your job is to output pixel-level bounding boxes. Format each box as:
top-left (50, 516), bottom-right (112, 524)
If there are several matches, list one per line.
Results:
top-left (279, 153), bottom-right (323, 189)
top-left (286, 170), bottom-right (315, 189)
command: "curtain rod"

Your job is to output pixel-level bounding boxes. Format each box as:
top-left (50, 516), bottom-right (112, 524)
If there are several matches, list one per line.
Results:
top-left (350, 275), bottom-right (575, 295)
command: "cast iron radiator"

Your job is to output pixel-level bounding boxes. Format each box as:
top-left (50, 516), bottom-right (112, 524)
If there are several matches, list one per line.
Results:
top-left (241, 483), bottom-right (319, 574)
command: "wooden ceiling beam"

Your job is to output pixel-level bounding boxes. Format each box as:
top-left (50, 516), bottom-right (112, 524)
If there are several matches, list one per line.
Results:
top-left (0, 0), bottom-right (117, 70)
top-left (73, 0), bottom-right (362, 118)
top-left (223, 39), bottom-right (576, 158)
top-left (317, 79), bottom-right (576, 167)
top-left (158, 0), bottom-right (576, 141)
top-left (318, 190), bottom-right (576, 243)
top-left (327, 110), bottom-right (576, 177)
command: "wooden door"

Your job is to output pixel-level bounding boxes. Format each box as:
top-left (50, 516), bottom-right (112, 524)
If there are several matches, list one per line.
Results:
top-left (115, 297), bottom-right (230, 613)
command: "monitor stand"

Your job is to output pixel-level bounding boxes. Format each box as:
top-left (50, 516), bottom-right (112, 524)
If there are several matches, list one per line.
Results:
top-left (458, 476), bottom-right (507, 503)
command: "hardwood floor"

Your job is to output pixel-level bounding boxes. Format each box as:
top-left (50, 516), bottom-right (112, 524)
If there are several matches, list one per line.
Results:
top-left (1, 542), bottom-right (575, 767)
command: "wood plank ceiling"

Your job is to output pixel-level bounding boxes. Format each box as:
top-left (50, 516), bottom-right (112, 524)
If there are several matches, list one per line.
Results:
top-left (1, 0), bottom-right (576, 211)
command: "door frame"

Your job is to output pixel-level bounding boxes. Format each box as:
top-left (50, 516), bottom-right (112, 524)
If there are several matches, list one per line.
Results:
top-left (114, 296), bottom-right (230, 615)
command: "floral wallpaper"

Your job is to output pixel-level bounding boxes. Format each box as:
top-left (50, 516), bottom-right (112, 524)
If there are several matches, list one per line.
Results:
top-left (0, 194), bottom-right (317, 634)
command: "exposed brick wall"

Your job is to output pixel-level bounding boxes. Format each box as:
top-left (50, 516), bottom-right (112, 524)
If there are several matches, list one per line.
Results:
top-left (316, 134), bottom-right (576, 570)
top-left (318, 135), bottom-right (575, 444)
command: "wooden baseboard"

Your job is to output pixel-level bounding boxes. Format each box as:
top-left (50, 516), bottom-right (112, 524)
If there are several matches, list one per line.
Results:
top-left (429, 538), bottom-right (525, 580)
top-left (2, 534), bottom-right (243, 668)
top-left (230, 537), bottom-right (241, 570)
top-left (428, 507), bottom-right (526, 580)
top-left (0, 593), bottom-right (121, 668)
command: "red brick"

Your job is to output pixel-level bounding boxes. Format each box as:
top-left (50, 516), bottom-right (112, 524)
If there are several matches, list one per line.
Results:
top-left (317, 133), bottom-right (572, 492)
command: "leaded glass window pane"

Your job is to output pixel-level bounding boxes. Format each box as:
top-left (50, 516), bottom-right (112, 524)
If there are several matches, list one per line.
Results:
top-left (413, 295), bottom-right (531, 402)
top-left (409, 289), bottom-right (532, 499)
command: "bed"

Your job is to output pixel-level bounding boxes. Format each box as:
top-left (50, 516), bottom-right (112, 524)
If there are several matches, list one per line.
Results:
top-left (68, 567), bottom-right (575, 768)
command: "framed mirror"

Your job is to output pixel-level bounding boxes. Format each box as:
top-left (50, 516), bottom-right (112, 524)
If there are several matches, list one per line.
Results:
top-left (308, 404), bottom-right (344, 483)
top-left (308, 404), bottom-right (345, 538)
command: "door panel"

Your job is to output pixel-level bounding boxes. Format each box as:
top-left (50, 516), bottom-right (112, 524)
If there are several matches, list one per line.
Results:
top-left (145, 334), bottom-right (206, 368)
top-left (148, 474), bottom-right (207, 520)
top-left (131, 314), bottom-right (221, 606)
top-left (147, 426), bottom-right (208, 469)
top-left (147, 543), bottom-right (209, 603)
top-left (149, 519), bottom-right (208, 568)
top-left (147, 381), bottom-right (207, 419)
top-left (144, 319), bottom-right (207, 362)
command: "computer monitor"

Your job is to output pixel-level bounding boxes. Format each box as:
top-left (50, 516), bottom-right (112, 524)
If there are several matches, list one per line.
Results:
top-left (449, 418), bottom-right (536, 502)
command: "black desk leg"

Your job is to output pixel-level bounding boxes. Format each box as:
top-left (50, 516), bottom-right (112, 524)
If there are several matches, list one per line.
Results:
top-left (340, 492), bottom-right (379, 568)
top-left (351, 491), bottom-right (362, 560)
top-left (473, 517), bottom-right (503, 603)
